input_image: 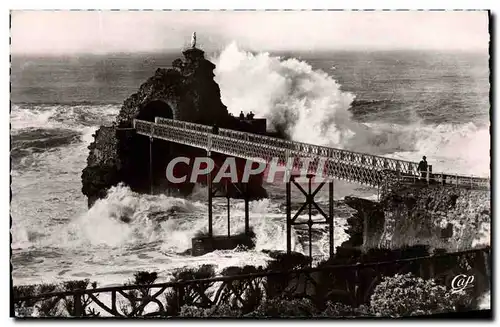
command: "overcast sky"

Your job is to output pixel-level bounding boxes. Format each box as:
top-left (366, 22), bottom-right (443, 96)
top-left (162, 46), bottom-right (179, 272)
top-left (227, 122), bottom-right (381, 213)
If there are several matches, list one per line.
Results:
top-left (11, 10), bottom-right (489, 54)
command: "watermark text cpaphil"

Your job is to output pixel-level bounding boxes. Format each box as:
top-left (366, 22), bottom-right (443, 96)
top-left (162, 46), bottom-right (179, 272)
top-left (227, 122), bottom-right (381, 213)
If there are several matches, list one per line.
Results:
top-left (164, 156), bottom-right (330, 184)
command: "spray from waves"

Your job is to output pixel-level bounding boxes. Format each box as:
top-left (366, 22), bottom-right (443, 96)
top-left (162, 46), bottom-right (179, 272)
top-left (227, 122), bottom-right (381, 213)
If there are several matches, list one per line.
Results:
top-left (41, 184), bottom-right (204, 250)
top-left (345, 121), bottom-right (490, 176)
top-left (212, 43), bottom-right (489, 176)
top-left (41, 184), bottom-right (348, 257)
top-left (12, 184), bottom-right (199, 251)
top-left (213, 43), bottom-right (356, 146)
top-left (388, 122), bottom-right (490, 176)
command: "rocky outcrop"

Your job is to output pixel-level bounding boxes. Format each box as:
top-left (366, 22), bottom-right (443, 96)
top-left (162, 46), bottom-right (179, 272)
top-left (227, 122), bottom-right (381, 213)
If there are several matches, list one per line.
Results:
top-left (115, 48), bottom-right (229, 127)
top-left (81, 126), bottom-right (121, 207)
top-left (82, 47), bottom-right (268, 207)
top-left (342, 197), bottom-right (384, 249)
top-left (342, 183), bottom-right (490, 252)
top-left (380, 184), bottom-right (490, 251)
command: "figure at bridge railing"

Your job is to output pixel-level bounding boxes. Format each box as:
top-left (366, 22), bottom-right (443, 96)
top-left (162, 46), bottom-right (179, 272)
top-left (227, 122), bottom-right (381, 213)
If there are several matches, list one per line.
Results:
top-left (418, 156), bottom-right (428, 180)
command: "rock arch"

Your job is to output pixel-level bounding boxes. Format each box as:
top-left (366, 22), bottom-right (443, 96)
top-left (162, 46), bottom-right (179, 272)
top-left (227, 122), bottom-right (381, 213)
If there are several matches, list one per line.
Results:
top-left (137, 100), bottom-right (174, 122)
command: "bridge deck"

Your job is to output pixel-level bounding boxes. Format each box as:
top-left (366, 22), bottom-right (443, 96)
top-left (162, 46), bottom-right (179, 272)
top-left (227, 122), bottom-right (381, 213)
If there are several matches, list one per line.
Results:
top-left (133, 118), bottom-right (489, 190)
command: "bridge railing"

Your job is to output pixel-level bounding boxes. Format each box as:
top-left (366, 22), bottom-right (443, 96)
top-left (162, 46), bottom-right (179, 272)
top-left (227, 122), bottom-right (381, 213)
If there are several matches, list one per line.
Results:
top-left (134, 118), bottom-right (489, 189)
top-left (153, 117), bottom-right (420, 174)
top-left (137, 119), bottom-right (387, 186)
top-left (13, 247), bottom-right (490, 318)
top-left (397, 174), bottom-right (490, 190)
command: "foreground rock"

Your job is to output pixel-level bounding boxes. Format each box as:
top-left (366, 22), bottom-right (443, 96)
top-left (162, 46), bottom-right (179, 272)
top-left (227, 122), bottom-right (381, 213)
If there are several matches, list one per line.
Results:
top-left (341, 182), bottom-right (490, 252)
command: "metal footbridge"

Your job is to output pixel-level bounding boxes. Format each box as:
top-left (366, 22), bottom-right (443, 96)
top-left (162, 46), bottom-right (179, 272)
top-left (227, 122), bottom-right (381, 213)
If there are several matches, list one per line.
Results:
top-left (133, 117), bottom-right (490, 190)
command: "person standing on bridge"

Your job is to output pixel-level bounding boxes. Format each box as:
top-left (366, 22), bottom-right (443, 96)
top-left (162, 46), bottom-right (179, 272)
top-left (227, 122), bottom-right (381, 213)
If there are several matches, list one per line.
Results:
top-left (212, 124), bottom-right (219, 135)
top-left (418, 156), bottom-right (428, 180)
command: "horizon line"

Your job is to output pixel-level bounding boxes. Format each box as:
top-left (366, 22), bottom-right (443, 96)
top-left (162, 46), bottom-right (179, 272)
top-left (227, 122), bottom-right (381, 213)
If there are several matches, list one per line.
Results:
top-left (10, 47), bottom-right (489, 57)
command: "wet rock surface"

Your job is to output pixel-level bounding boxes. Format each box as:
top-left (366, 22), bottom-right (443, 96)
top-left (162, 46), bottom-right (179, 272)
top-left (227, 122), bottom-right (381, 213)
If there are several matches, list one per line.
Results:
top-left (82, 47), bottom-right (269, 206)
top-left (341, 184), bottom-right (490, 252)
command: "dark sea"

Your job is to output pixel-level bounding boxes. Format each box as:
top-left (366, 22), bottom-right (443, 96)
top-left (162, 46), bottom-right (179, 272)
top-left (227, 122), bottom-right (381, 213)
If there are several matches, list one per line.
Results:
top-left (10, 45), bottom-right (490, 286)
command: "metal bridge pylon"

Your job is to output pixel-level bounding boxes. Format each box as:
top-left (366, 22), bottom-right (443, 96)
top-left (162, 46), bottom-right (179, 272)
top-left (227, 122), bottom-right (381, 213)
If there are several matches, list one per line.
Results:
top-left (286, 173), bottom-right (335, 263)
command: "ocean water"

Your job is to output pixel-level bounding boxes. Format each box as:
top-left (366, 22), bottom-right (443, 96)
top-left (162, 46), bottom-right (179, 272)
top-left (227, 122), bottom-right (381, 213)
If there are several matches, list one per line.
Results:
top-left (10, 44), bottom-right (490, 286)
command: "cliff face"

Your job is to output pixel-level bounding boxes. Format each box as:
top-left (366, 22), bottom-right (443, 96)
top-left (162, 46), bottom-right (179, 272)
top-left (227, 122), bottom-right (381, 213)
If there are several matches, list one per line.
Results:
top-left (82, 47), bottom-right (267, 207)
top-left (342, 197), bottom-right (384, 249)
top-left (342, 182), bottom-right (490, 252)
top-left (81, 126), bottom-right (122, 207)
top-left (380, 184), bottom-right (490, 251)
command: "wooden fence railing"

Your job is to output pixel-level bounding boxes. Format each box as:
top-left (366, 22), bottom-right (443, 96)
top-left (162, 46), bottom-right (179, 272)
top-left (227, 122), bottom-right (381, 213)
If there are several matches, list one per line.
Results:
top-left (13, 247), bottom-right (490, 318)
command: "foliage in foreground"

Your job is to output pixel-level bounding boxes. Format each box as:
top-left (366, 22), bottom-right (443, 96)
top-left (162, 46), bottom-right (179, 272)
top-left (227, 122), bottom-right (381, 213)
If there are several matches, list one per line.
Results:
top-left (13, 262), bottom-right (480, 318)
top-left (178, 273), bottom-right (474, 318)
top-left (369, 273), bottom-right (472, 317)
top-left (13, 279), bottom-right (98, 317)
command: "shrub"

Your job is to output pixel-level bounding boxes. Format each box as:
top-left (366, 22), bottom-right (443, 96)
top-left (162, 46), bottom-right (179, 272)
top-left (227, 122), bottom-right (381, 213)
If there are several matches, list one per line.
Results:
top-left (13, 284), bottom-right (38, 317)
top-left (178, 298), bottom-right (370, 318)
top-left (261, 251), bottom-right (310, 300)
top-left (179, 297), bottom-right (319, 318)
top-left (60, 279), bottom-right (100, 317)
top-left (133, 271), bottom-right (158, 285)
top-left (36, 283), bottom-right (61, 317)
top-left (247, 296), bottom-right (317, 317)
top-left (173, 264), bottom-right (215, 281)
top-left (164, 265), bottom-right (216, 316)
top-left (133, 271), bottom-right (158, 298)
top-left (13, 279), bottom-right (99, 317)
top-left (179, 303), bottom-right (241, 317)
top-left (264, 250), bottom-right (311, 271)
top-left (369, 273), bottom-right (471, 317)
top-left (321, 302), bottom-right (371, 317)
top-left (220, 265), bottom-right (264, 314)
top-left (120, 271), bottom-right (159, 316)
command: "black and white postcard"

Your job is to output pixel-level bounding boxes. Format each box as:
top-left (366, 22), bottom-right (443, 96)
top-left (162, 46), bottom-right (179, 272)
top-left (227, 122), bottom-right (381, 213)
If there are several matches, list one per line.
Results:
top-left (10, 10), bottom-right (491, 318)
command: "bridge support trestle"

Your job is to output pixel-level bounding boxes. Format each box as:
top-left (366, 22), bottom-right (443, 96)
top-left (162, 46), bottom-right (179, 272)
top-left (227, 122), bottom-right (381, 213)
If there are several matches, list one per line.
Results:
top-left (207, 176), bottom-right (251, 238)
top-left (193, 175), bottom-right (254, 256)
top-left (244, 183), bottom-right (250, 235)
top-left (149, 136), bottom-right (153, 195)
top-left (207, 169), bottom-right (213, 237)
top-left (286, 174), bottom-right (335, 262)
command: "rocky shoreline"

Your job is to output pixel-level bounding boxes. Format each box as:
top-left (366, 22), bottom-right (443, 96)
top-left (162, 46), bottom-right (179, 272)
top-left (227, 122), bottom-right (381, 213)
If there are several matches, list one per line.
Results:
top-left (341, 182), bottom-right (490, 253)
